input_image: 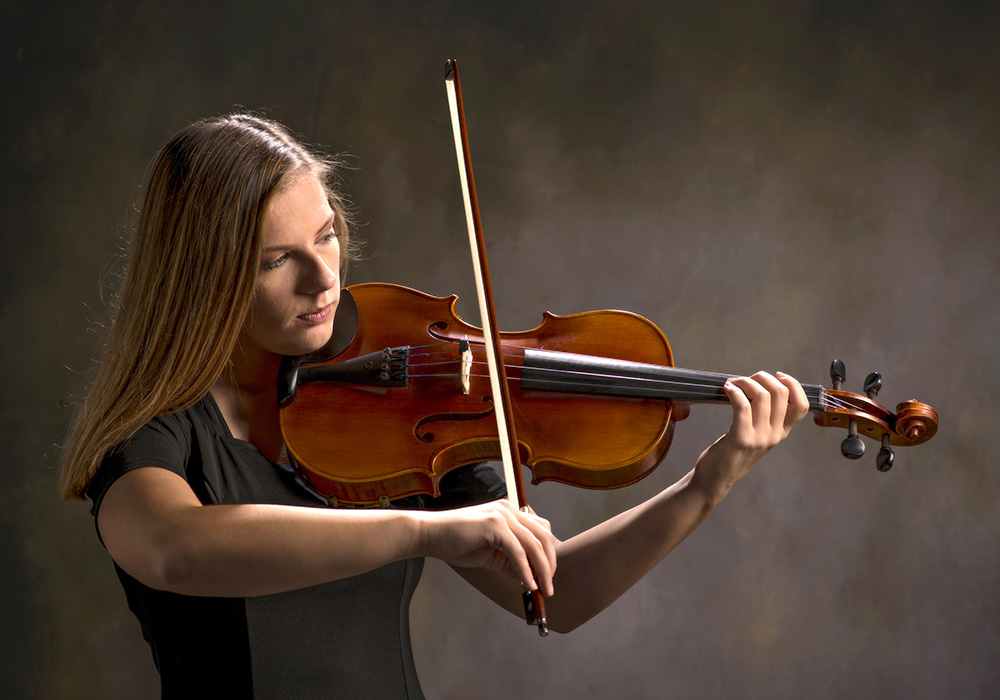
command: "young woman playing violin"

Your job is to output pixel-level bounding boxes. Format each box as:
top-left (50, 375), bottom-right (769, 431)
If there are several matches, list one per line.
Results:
top-left (59, 113), bottom-right (809, 699)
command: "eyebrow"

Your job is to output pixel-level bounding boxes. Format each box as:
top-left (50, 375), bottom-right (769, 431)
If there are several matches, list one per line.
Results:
top-left (263, 214), bottom-right (336, 253)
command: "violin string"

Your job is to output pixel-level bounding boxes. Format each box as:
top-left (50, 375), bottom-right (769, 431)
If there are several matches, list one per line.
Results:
top-left (409, 370), bottom-right (735, 401)
top-left (396, 342), bottom-right (846, 409)
top-left (382, 340), bottom-right (852, 410)
top-left (406, 366), bottom-right (846, 409)
top-left (408, 342), bottom-right (841, 405)
top-left (406, 360), bottom-right (732, 399)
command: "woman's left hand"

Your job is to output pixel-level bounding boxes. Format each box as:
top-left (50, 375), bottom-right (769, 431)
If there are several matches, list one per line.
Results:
top-left (692, 371), bottom-right (810, 504)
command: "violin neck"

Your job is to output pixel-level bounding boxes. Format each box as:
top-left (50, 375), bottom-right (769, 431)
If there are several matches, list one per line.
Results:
top-left (520, 348), bottom-right (828, 413)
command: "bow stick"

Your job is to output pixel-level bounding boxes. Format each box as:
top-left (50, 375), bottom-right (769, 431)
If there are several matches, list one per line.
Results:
top-left (444, 58), bottom-right (549, 636)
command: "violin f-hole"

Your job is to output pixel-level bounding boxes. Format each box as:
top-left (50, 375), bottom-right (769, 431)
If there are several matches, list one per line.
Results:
top-left (413, 407), bottom-right (496, 444)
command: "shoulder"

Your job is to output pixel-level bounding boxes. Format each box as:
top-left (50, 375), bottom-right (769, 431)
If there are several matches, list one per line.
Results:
top-left (87, 397), bottom-right (219, 516)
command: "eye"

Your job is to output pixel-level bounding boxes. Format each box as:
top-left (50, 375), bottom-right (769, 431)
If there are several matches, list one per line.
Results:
top-left (320, 228), bottom-right (340, 244)
top-left (261, 253), bottom-right (288, 272)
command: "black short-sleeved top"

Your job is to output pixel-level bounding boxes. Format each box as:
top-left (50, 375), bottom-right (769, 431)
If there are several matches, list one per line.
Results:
top-left (88, 394), bottom-right (505, 699)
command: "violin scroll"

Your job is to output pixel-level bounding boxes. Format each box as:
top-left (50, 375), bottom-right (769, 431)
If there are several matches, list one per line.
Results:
top-left (815, 359), bottom-right (939, 471)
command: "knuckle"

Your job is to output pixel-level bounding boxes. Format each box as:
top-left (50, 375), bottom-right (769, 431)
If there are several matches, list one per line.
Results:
top-left (482, 510), bottom-right (506, 530)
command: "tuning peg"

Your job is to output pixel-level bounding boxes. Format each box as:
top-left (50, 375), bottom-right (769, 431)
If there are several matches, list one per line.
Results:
top-left (864, 372), bottom-right (882, 399)
top-left (876, 433), bottom-right (894, 472)
top-left (841, 419), bottom-right (865, 459)
top-left (830, 359), bottom-right (846, 390)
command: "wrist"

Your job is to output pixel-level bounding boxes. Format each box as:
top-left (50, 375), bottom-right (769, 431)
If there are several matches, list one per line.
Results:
top-left (690, 438), bottom-right (740, 509)
top-left (407, 510), bottom-right (435, 560)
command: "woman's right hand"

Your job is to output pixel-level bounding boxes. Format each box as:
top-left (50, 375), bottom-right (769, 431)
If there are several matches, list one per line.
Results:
top-left (418, 500), bottom-right (558, 597)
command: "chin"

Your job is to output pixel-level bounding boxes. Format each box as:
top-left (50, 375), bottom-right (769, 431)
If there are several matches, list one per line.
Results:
top-left (259, 325), bottom-right (331, 359)
top-left (294, 324), bottom-right (336, 356)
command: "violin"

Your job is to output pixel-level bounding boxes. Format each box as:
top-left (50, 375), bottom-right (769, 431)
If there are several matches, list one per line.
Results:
top-left (278, 283), bottom-right (938, 507)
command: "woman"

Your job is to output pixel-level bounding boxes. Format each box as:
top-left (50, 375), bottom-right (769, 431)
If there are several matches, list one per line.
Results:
top-left (60, 113), bottom-right (810, 698)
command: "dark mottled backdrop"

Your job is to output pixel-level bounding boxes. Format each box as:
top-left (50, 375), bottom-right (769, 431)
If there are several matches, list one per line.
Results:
top-left (3, 1), bottom-right (998, 698)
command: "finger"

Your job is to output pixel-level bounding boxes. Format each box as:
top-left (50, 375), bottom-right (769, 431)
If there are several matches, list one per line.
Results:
top-left (515, 505), bottom-right (551, 533)
top-left (750, 371), bottom-right (791, 435)
top-left (723, 377), bottom-right (753, 437)
top-left (508, 512), bottom-right (557, 596)
top-left (777, 371), bottom-right (810, 429)
top-left (523, 512), bottom-right (559, 590)
top-left (516, 509), bottom-right (556, 566)
top-left (493, 524), bottom-right (540, 592)
top-left (484, 504), bottom-right (554, 595)
top-left (729, 375), bottom-right (772, 432)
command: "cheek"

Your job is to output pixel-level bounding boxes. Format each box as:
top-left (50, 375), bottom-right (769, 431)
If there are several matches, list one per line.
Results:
top-left (244, 283), bottom-right (288, 339)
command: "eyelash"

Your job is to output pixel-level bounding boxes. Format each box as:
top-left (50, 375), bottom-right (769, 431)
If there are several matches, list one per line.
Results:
top-left (260, 229), bottom-right (339, 272)
top-left (261, 255), bottom-right (287, 272)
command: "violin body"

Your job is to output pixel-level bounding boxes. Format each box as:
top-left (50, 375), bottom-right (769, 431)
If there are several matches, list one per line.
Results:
top-left (280, 283), bottom-right (678, 505)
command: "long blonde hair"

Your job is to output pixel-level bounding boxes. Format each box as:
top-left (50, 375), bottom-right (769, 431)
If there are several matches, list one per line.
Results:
top-left (59, 113), bottom-right (353, 500)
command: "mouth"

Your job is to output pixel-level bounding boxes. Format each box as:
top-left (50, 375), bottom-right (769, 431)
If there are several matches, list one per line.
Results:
top-left (297, 304), bottom-right (334, 325)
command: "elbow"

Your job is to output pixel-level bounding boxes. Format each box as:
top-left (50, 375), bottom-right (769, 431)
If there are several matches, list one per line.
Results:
top-left (547, 615), bottom-right (588, 635)
top-left (547, 621), bottom-right (580, 635)
top-left (538, 607), bottom-right (591, 635)
top-left (107, 524), bottom-right (204, 594)
top-left (144, 538), bottom-right (199, 593)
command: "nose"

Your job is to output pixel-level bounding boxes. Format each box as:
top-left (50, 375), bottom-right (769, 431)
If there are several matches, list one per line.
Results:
top-left (302, 249), bottom-right (339, 295)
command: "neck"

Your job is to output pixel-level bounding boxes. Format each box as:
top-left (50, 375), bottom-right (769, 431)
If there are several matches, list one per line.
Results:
top-left (211, 337), bottom-right (285, 457)
top-left (519, 348), bottom-right (828, 412)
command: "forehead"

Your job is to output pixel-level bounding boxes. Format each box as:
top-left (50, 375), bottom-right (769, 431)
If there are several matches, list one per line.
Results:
top-left (263, 171), bottom-right (333, 245)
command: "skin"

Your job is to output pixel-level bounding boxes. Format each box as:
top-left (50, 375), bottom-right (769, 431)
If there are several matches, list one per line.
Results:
top-left (97, 170), bottom-right (810, 633)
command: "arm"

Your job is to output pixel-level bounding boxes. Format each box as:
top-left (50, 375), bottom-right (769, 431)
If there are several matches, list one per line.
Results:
top-left (455, 371), bottom-right (810, 633)
top-left (98, 466), bottom-right (557, 598)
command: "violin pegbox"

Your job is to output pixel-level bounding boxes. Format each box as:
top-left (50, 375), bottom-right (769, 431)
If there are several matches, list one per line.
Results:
top-left (816, 359), bottom-right (939, 471)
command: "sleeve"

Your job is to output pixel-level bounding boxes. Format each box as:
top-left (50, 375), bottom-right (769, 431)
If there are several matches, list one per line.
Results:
top-left (424, 462), bottom-right (508, 511)
top-left (87, 411), bottom-right (193, 519)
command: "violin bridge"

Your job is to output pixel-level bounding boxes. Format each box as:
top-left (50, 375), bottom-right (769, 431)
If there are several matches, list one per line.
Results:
top-left (460, 338), bottom-right (472, 395)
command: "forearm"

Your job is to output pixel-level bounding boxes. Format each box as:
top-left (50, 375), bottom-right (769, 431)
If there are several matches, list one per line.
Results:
top-left (546, 464), bottom-right (721, 632)
top-left (146, 503), bottom-right (427, 597)
top-left (545, 421), bottom-right (785, 632)
top-left (452, 463), bottom-right (723, 632)
top-left (101, 466), bottom-right (557, 601)
top-left (99, 467), bottom-right (427, 598)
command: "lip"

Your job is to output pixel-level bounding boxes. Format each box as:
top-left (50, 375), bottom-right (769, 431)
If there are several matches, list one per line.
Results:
top-left (297, 304), bottom-right (334, 325)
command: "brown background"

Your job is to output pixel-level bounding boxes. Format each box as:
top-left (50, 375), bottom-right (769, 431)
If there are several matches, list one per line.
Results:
top-left (3, 1), bottom-right (998, 697)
